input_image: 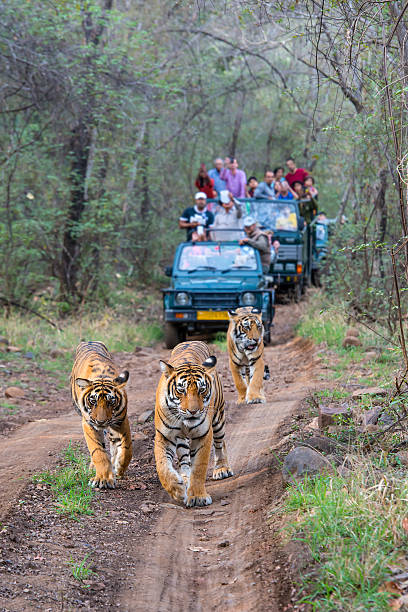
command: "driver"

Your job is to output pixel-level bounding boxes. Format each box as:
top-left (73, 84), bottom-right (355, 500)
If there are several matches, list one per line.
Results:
top-left (239, 216), bottom-right (271, 274)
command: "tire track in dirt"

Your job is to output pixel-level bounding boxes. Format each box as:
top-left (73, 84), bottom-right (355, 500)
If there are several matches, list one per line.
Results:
top-left (119, 336), bottom-right (317, 612)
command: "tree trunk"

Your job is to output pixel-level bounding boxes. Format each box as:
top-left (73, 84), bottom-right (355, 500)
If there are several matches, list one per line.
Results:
top-left (229, 91), bottom-right (246, 159)
top-left (60, 121), bottom-right (91, 301)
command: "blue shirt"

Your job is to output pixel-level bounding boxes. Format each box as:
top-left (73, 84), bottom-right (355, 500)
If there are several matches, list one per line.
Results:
top-left (254, 181), bottom-right (275, 199)
top-left (277, 192), bottom-right (294, 200)
top-left (208, 168), bottom-right (227, 194)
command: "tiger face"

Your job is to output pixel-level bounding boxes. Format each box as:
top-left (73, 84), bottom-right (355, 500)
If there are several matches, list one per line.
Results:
top-left (229, 307), bottom-right (264, 352)
top-left (159, 357), bottom-right (216, 419)
top-left (75, 371), bottom-right (129, 429)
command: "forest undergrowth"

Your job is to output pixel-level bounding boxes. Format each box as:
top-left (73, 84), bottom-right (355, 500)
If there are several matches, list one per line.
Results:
top-left (279, 292), bottom-right (408, 611)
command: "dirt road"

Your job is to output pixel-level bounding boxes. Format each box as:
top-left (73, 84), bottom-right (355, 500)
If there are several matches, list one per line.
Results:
top-left (0, 304), bottom-right (318, 611)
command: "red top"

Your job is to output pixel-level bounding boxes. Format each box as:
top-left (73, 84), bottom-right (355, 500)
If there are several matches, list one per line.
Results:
top-left (195, 178), bottom-right (216, 199)
top-left (285, 168), bottom-right (308, 186)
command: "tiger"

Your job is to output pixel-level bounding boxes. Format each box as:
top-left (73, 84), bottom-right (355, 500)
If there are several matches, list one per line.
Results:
top-left (154, 340), bottom-right (233, 508)
top-left (227, 307), bottom-right (266, 405)
top-left (70, 341), bottom-right (132, 489)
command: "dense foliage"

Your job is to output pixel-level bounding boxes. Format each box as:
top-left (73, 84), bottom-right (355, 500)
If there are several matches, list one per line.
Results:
top-left (0, 1), bottom-right (407, 334)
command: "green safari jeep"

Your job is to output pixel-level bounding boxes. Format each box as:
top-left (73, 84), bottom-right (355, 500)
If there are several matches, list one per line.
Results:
top-left (162, 240), bottom-right (275, 349)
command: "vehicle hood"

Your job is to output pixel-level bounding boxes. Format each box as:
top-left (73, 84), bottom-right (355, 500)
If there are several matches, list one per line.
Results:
top-left (172, 274), bottom-right (262, 291)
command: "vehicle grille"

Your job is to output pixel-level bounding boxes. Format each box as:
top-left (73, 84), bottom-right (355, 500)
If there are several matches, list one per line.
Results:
top-left (192, 293), bottom-right (239, 309)
top-left (277, 245), bottom-right (299, 261)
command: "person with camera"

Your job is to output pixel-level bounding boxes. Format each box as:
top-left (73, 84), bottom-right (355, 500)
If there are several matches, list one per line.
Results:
top-left (179, 192), bottom-right (215, 242)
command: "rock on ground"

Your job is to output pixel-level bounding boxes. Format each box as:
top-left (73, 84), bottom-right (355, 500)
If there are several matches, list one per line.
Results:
top-left (282, 446), bottom-right (334, 483)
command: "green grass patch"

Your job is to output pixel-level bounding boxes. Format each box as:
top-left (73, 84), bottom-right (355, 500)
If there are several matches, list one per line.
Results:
top-left (212, 332), bottom-right (227, 352)
top-left (69, 553), bottom-right (97, 584)
top-left (0, 401), bottom-right (19, 415)
top-left (285, 466), bottom-right (407, 611)
top-left (33, 442), bottom-right (95, 519)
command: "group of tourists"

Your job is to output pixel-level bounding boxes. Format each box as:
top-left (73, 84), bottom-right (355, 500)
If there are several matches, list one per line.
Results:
top-left (180, 155), bottom-right (321, 273)
top-left (194, 156), bottom-right (318, 201)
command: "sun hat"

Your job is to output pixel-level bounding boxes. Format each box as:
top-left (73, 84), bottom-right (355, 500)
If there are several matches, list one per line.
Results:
top-left (243, 215), bottom-right (256, 227)
top-left (195, 192), bottom-right (207, 200)
top-left (219, 190), bottom-right (230, 204)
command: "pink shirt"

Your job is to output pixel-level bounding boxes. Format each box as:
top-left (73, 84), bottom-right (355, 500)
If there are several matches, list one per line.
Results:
top-left (220, 168), bottom-right (247, 198)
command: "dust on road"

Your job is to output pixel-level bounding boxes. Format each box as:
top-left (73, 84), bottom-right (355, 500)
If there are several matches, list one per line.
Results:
top-left (0, 304), bottom-right (319, 611)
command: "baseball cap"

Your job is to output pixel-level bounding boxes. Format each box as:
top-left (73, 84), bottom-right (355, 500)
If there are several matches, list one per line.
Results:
top-left (219, 190), bottom-right (230, 204)
top-left (195, 192), bottom-right (207, 200)
top-left (243, 215), bottom-right (256, 227)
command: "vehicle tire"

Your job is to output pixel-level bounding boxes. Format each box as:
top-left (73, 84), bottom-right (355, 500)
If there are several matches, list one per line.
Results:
top-left (263, 328), bottom-right (271, 345)
top-left (164, 323), bottom-right (185, 350)
top-left (292, 281), bottom-right (302, 303)
top-left (312, 269), bottom-right (321, 288)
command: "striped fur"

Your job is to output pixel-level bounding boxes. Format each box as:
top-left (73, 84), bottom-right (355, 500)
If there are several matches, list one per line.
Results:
top-left (70, 341), bottom-right (132, 489)
top-left (154, 341), bottom-right (233, 507)
top-left (227, 307), bottom-right (266, 404)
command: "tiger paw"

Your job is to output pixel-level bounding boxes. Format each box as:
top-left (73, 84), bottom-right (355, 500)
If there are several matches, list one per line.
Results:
top-left (246, 396), bottom-right (266, 404)
top-left (89, 475), bottom-right (116, 489)
top-left (185, 493), bottom-right (212, 508)
top-left (212, 467), bottom-right (234, 480)
top-left (168, 477), bottom-right (187, 504)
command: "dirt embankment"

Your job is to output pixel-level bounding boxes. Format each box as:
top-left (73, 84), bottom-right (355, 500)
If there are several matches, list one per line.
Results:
top-left (0, 304), bottom-right (319, 611)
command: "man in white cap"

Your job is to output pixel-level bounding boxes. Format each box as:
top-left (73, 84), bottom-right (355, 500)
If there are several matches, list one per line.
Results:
top-left (239, 216), bottom-right (279, 274)
top-left (179, 192), bottom-right (215, 241)
top-left (210, 190), bottom-right (243, 241)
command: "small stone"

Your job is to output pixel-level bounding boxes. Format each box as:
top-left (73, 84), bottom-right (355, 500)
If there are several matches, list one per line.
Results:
top-left (49, 349), bottom-right (65, 358)
top-left (307, 417), bottom-right (319, 431)
top-left (217, 540), bottom-right (230, 548)
top-left (361, 406), bottom-right (382, 426)
top-left (364, 351), bottom-right (377, 360)
top-left (342, 336), bottom-right (362, 348)
top-left (4, 386), bottom-right (25, 399)
top-left (220, 499), bottom-right (230, 506)
top-left (7, 345), bottom-right (21, 353)
top-left (24, 352), bottom-right (34, 360)
top-left (137, 409), bottom-right (154, 424)
top-left (396, 451), bottom-right (408, 466)
top-left (282, 446), bottom-right (334, 483)
top-left (0, 336), bottom-right (9, 345)
top-left (318, 403), bottom-right (351, 429)
top-left (140, 503), bottom-right (156, 513)
top-left (352, 387), bottom-right (387, 398)
top-left (345, 327), bottom-right (359, 338)
top-left (133, 432), bottom-right (148, 441)
top-left (302, 436), bottom-right (345, 455)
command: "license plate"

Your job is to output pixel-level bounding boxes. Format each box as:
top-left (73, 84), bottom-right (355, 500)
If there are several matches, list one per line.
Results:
top-left (196, 310), bottom-right (229, 321)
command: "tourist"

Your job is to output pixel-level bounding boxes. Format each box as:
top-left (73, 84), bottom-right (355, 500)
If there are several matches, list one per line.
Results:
top-left (246, 176), bottom-right (258, 198)
top-left (211, 191), bottom-right (243, 241)
top-left (220, 158), bottom-right (247, 198)
top-left (208, 158), bottom-right (227, 195)
top-left (254, 170), bottom-right (275, 199)
top-left (179, 192), bottom-right (215, 241)
top-left (304, 176), bottom-right (319, 200)
top-left (285, 157), bottom-right (309, 187)
top-left (195, 164), bottom-right (216, 199)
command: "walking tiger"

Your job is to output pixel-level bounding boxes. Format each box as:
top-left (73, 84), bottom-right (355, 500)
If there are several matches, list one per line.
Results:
top-left (227, 307), bottom-right (266, 404)
top-left (70, 341), bottom-right (132, 489)
top-left (154, 340), bottom-right (233, 507)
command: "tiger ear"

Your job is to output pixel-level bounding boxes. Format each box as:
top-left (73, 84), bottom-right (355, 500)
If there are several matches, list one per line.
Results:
top-left (76, 378), bottom-right (92, 389)
top-left (114, 370), bottom-right (129, 388)
top-left (160, 360), bottom-right (174, 379)
top-left (228, 309), bottom-right (239, 320)
top-left (202, 355), bottom-right (217, 374)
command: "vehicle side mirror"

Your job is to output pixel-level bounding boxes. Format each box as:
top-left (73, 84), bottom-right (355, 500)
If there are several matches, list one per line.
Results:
top-left (165, 266), bottom-right (173, 277)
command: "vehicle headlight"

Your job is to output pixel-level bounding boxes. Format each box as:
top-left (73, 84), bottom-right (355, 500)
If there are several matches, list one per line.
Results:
top-left (175, 292), bottom-right (190, 306)
top-left (241, 292), bottom-right (256, 306)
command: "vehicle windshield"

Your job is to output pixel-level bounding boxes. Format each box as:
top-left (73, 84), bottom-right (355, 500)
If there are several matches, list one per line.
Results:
top-left (178, 244), bottom-right (258, 272)
top-left (247, 201), bottom-right (298, 231)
